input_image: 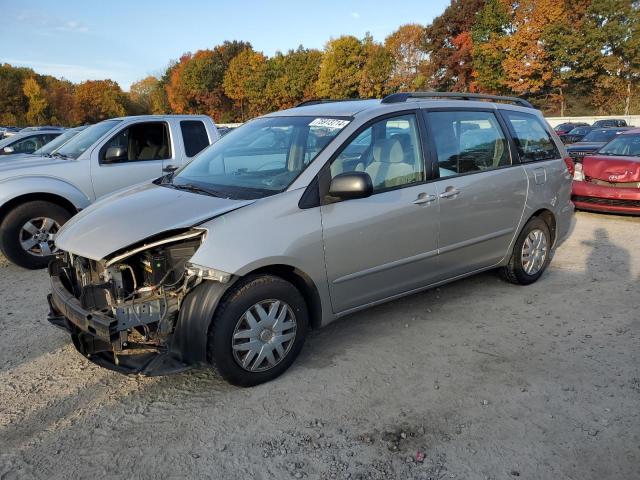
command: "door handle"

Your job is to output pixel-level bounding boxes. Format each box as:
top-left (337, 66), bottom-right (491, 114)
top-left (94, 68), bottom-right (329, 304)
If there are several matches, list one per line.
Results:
top-left (413, 193), bottom-right (437, 205)
top-left (439, 187), bottom-right (460, 199)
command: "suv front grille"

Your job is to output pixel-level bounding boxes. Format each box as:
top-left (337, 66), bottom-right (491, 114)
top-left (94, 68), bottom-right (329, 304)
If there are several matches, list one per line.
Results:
top-left (569, 151), bottom-right (592, 158)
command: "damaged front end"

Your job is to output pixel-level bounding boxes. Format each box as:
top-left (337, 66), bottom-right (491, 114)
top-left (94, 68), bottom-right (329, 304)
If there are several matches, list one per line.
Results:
top-left (47, 229), bottom-right (232, 375)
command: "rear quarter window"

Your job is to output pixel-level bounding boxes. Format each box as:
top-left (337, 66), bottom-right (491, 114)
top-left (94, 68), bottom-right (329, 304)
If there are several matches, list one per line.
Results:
top-left (502, 111), bottom-right (560, 162)
top-left (180, 120), bottom-right (211, 157)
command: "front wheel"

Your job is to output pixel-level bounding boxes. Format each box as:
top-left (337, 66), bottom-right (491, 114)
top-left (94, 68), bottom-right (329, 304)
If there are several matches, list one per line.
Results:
top-left (0, 201), bottom-right (72, 269)
top-left (207, 275), bottom-right (308, 387)
top-left (500, 217), bottom-right (552, 285)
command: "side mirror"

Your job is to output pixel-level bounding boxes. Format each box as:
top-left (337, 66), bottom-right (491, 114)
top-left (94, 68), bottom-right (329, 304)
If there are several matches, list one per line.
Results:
top-left (103, 146), bottom-right (127, 163)
top-left (327, 172), bottom-right (373, 201)
top-left (2, 146), bottom-right (14, 154)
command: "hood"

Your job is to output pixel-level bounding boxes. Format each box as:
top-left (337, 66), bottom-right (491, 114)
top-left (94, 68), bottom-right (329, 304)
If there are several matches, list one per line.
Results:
top-left (0, 154), bottom-right (67, 176)
top-left (567, 142), bottom-right (604, 151)
top-left (583, 155), bottom-right (640, 183)
top-left (56, 182), bottom-right (254, 260)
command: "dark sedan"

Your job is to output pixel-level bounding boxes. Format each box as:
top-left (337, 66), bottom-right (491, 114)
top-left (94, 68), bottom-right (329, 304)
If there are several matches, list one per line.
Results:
top-left (566, 128), bottom-right (630, 161)
top-left (554, 122), bottom-right (590, 135)
top-left (559, 125), bottom-right (593, 145)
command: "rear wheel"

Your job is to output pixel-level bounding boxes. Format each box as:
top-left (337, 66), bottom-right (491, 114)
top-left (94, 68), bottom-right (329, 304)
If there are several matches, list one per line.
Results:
top-left (0, 201), bottom-right (72, 269)
top-left (207, 275), bottom-right (308, 387)
top-left (501, 217), bottom-right (551, 285)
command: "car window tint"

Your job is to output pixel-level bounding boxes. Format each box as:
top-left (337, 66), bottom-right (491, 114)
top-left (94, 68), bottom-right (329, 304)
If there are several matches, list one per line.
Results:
top-left (331, 114), bottom-right (424, 192)
top-left (180, 120), bottom-right (210, 157)
top-left (428, 111), bottom-right (509, 177)
top-left (101, 122), bottom-right (171, 163)
top-left (502, 111), bottom-right (559, 162)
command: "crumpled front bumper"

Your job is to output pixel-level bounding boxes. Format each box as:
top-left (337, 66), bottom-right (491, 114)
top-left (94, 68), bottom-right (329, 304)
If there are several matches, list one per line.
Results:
top-left (572, 181), bottom-right (640, 215)
top-left (47, 260), bottom-right (192, 376)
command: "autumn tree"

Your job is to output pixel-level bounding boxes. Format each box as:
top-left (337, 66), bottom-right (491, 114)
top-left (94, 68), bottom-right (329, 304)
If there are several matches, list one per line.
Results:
top-left (358, 35), bottom-right (394, 98)
top-left (129, 76), bottom-right (160, 114)
top-left (72, 80), bottom-right (128, 124)
top-left (43, 77), bottom-right (75, 125)
top-left (424, 0), bottom-right (485, 91)
top-left (316, 36), bottom-right (366, 98)
top-left (166, 41), bottom-right (251, 121)
top-left (0, 64), bottom-right (30, 125)
top-left (384, 24), bottom-right (429, 91)
top-left (23, 78), bottom-right (49, 124)
top-left (223, 49), bottom-right (268, 120)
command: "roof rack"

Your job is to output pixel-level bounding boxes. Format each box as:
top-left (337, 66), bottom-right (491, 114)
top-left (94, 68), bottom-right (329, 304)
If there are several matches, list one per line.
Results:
top-left (381, 92), bottom-right (534, 109)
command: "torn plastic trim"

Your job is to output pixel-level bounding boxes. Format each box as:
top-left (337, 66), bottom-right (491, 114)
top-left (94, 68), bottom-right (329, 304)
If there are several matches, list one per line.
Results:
top-left (105, 229), bottom-right (206, 268)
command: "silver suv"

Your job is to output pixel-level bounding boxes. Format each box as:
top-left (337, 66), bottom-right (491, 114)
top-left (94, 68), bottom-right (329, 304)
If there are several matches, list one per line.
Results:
top-left (47, 93), bottom-right (574, 386)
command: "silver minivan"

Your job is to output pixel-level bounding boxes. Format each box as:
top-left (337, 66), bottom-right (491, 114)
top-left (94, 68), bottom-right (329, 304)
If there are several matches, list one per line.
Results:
top-left (47, 93), bottom-right (574, 386)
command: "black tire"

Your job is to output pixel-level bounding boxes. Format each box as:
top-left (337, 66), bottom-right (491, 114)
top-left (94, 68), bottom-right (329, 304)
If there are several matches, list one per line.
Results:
top-left (500, 216), bottom-right (552, 285)
top-left (0, 200), bottom-right (72, 269)
top-left (207, 274), bottom-right (308, 387)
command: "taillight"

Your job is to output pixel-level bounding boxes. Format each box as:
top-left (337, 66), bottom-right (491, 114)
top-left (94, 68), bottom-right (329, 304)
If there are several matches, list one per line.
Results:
top-left (564, 157), bottom-right (575, 176)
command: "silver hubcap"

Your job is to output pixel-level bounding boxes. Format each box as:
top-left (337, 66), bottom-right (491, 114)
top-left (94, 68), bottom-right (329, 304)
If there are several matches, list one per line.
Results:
top-left (232, 299), bottom-right (297, 372)
top-left (19, 217), bottom-right (60, 257)
top-left (521, 228), bottom-right (548, 275)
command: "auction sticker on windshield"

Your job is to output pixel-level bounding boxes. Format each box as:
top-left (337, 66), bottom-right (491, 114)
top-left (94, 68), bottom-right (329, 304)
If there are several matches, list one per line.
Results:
top-left (309, 118), bottom-right (350, 129)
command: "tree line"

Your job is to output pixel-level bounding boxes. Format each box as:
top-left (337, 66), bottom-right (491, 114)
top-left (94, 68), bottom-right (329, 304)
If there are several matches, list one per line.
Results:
top-left (1, 0), bottom-right (638, 127)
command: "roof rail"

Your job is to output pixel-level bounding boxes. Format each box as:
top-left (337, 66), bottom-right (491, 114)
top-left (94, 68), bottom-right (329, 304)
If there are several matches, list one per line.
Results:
top-left (295, 98), bottom-right (369, 107)
top-left (381, 91), bottom-right (534, 109)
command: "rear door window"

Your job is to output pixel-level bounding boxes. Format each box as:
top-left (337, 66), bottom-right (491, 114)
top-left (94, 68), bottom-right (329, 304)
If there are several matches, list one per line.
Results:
top-left (502, 111), bottom-right (560, 162)
top-left (427, 110), bottom-right (510, 177)
top-left (180, 120), bottom-right (210, 157)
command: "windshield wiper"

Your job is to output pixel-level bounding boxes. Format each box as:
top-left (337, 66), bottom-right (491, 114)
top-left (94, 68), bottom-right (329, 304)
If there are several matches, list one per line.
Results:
top-left (169, 183), bottom-right (225, 198)
top-left (51, 152), bottom-right (69, 160)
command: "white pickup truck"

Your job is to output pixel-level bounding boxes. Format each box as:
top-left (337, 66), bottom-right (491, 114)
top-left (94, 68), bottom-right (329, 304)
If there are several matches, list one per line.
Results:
top-left (0, 115), bottom-right (219, 268)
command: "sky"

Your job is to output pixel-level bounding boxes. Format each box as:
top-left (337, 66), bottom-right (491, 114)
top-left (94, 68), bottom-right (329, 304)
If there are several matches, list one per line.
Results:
top-left (0, 0), bottom-right (449, 90)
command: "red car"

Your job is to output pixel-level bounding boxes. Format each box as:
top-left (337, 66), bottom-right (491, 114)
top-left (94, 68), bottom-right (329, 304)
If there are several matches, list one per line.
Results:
top-left (572, 128), bottom-right (640, 215)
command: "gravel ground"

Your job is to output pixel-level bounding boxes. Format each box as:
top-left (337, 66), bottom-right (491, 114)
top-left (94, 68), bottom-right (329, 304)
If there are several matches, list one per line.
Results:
top-left (0, 211), bottom-right (638, 480)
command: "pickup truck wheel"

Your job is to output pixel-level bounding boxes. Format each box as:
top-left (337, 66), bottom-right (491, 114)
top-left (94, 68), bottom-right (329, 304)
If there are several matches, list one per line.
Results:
top-left (501, 217), bottom-right (551, 285)
top-left (0, 201), bottom-right (72, 269)
top-left (207, 274), bottom-right (308, 387)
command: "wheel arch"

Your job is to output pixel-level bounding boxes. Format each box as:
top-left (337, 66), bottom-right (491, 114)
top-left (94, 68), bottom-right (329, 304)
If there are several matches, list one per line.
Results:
top-left (530, 208), bottom-right (557, 246)
top-left (0, 192), bottom-right (79, 226)
top-left (243, 264), bottom-right (323, 330)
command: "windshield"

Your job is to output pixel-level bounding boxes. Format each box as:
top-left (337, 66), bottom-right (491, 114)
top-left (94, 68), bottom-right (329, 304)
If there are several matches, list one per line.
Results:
top-left (581, 129), bottom-right (622, 143)
top-left (170, 116), bottom-right (349, 199)
top-left (33, 129), bottom-right (81, 155)
top-left (56, 120), bottom-right (120, 159)
top-left (598, 134), bottom-right (640, 157)
top-left (568, 127), bottom-right (590, 136)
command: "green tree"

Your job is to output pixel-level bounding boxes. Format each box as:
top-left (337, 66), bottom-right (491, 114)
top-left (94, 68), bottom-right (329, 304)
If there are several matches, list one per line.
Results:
top-left (265, 47), bottom-right (323, 110)
top-left (316, 36), bottom-right (366, 98)
top-left (580, 0), bottom-right (640, 115)
top-left (472, 0), bottom-right (510, 93)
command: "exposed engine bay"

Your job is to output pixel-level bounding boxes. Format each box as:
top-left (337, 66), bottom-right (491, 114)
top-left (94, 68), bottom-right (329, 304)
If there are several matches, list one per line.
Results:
top-left (48, 229), bottom-right (221, 368)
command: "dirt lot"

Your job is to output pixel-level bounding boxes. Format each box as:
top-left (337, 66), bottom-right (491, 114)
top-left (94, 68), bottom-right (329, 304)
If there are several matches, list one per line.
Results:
top-left (0, 211), bottom-right (638, 480)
